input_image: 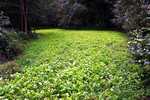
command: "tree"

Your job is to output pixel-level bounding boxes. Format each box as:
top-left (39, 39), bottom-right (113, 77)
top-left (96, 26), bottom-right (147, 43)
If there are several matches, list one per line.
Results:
top-left (0, 0), bottom-right (20, 30)
top-left (20, 0), bottom-right (28, 33)
top-left (113, 0), bottom-right (146, 31)
top-left (0, 0), bottom-right (52, 32)
top-left (51, 0), bottom-right (114, 27)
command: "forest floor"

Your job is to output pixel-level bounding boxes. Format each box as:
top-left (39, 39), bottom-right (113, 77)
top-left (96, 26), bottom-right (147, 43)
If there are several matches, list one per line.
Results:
top-left (0, 29), bottom-right (143, 99)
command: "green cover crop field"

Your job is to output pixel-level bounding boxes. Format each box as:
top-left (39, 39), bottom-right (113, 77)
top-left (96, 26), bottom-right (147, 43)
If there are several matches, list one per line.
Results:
top-left (0, 29), bottom-right (143, 99)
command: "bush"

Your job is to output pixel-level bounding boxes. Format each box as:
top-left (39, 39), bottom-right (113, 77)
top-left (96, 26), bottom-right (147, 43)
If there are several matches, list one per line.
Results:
top-left (129, 29), bottom-right (150, 86)
top-left (0, 30), bottom-right (38, 63)
top-left (129, 29), bottom-right (150, 65)
top-left (0, 61), bottom-right (20, 79)
top-left (113, 0), bottom-right (149, 74)
top-left (17, 31), bottom-right (38, 40)
top-left (0, 31), bottom-right (23, 62)
top-left (129, 31), bottom-right (150, 65)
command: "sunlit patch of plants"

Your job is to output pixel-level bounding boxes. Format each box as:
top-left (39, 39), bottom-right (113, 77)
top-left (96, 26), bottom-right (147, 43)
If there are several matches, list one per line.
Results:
top-left (0, 29), bottom-right (144, 99)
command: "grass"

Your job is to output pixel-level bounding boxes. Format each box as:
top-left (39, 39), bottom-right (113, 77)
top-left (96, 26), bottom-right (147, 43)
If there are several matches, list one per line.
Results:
top-left (0, 29), bottom-right (143, 99)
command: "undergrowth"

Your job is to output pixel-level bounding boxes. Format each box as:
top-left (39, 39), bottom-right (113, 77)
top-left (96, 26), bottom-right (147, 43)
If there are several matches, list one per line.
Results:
top-left (0, 29), bottom-right (143, 99)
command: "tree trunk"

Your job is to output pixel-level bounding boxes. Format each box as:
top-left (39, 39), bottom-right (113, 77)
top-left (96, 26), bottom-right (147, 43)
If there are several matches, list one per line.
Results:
top-left (20, 0), bottom-right (28, 33)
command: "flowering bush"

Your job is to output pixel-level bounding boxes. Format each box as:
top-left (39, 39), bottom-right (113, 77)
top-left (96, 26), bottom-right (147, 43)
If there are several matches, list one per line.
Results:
top-left (129, 29), bottom-right (150, 66)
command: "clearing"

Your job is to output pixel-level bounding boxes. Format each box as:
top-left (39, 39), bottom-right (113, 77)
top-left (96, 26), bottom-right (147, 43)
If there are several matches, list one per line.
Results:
top-left (0, 29), bottom-right (143, 99)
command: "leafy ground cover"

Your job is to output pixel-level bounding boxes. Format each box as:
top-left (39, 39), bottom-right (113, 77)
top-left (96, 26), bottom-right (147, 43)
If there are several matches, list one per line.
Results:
top-left (0, 29), bottom-right (143, 99)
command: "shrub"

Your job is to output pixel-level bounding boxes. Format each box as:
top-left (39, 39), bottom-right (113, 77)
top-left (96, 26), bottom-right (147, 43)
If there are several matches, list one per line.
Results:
top-left (0, 32), bottom-right (23, 62)
top-left (113, 0), bottom-right (149, 70)
top-left (0, 61), bottom-right (20, 79)
top-left (129, 29), bottom-right (150, 65)
top-left (17, 32), bottom-right (30, 40)
top-left (129, 29), bottom-right (150, 84)
top-left (17, 31), bottom-right (38, 40)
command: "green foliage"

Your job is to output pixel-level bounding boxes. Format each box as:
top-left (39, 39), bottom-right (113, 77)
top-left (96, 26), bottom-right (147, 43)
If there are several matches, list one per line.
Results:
top-left (0, 32), bottom-right (23, 61)
top-left (129, 29), bottom-right (150, 96)
top-left (0, 61), bottom-right (20, 79)
top-left (129, 29), bottom-right (150, 66)
top-left (0, 29), bottom-right (143, 99)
